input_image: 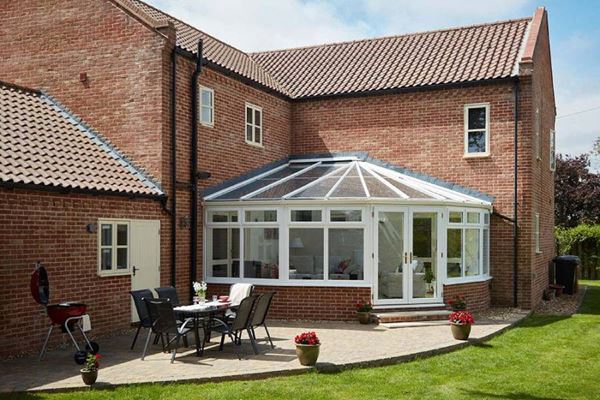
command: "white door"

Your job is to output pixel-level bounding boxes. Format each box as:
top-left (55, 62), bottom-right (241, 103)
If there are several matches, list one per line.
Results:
top-left (130, 219), bottom-right (161, 322)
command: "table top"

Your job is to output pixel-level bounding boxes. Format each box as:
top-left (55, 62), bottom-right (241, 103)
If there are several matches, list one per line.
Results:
top-left (174, 301), bottom-right (230, 315)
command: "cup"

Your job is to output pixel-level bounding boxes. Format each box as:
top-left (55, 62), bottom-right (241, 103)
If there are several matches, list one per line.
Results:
top-left (212, 295), bottom-right (218, 302)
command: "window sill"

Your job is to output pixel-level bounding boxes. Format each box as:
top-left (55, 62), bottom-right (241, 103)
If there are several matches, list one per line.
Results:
top-left (463, 153), bottom-right (490, 159)
top-left (205, 277), bottom-right (371, 288)
top-left (444, 275), bottom-right (492, 285)
top-left (245, 140), bottom-right (264, 149)
top-left (97, 270), bottom-right (131, 278)
top-left (200, 122), bottom-right (214, 128)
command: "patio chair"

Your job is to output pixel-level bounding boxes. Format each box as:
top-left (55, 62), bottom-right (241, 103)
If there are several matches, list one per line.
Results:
top-left (211, 295), bottom-right (259, 358)
top-left (142, 298), bottom-right (195, 363)
top-left (129, 289), bottom-right (155, 350)
top-left (225, 283), bottom-right (254, 319)
top-left (249, 292), bottom-right (275, 349)
top-left (155, 286), bottom-right (181, 307)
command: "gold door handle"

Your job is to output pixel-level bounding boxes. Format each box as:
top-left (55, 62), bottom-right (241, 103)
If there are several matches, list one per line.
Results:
top-left (404, 252), bottom-right (408, 264)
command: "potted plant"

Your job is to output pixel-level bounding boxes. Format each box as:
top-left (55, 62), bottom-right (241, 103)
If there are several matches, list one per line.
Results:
top-left (423, 267), bottom-right (435, 295)
top-left (355, 300), bottom-right (373, 324)
top-left (447, 294), bottom-right (467, 311)
top-left (449, 311), bottom-right (475, 340)
top-left (80, 353), bottom-right (101, 386)
top-left (192, 281), bottom-right (207, 304)
top-left (294, 331), bottom-right (320, 366)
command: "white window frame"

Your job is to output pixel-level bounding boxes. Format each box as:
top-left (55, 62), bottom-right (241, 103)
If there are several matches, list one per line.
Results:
top-left (535, 212), bottom-right (541, 254)
top-left (550, 128), bottom-right (556, 171)
top-left (199, 86), bottom-right (214, 127)
top-left (464, 103), bottom-right (490, 157)
top-left (535, 107), bottom-right (541, 160)
top-left (245, 103), bottom-right (263, 147)
top-left (97, 219), bottom-right (130, 277)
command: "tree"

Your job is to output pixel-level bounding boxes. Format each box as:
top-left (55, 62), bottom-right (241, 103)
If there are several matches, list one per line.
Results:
top-left (555, 153), bottom-right (600, 227)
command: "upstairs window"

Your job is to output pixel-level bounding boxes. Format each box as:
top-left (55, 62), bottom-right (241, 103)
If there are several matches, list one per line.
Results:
top-left (535, 107), bottom-right (541, 160)
top-left (550, 129), bottom-right (556, 171)
top-left (245, 103), bottom-right (262, 146)
top-left (535, 212), bottom-right (541, 253)
top-left (464, 104), bottom-right (490, 156)
top-left (199, 86), bottom-right (214, 127)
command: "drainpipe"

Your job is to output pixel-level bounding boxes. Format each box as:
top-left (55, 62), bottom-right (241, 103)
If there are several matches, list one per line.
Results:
top-left (513, 79), bottom-right (520, 308)
top-left (190, 40), bottom-right (203, 300)
top-left (170, 49), bottom-right (177, 287)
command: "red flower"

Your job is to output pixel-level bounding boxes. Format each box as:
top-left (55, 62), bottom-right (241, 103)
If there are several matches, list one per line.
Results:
top-left (449, 311), bottom-right (475, 325)
top-left (294, 331), bottom-right (320, 345)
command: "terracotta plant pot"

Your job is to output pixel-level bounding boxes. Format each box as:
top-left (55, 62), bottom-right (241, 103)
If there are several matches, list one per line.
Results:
top-left (450, 323), bottom-right (472, 340)
top-left (80, 369), bottom-right (98, 385)
top-left (356, 311), bottom-right (371, 324)
top-left (295, 343), bottom-right (320, 366)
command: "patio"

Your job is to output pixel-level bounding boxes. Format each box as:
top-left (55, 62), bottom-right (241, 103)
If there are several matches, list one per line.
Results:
top-left (0, 309), bottom-right (528, 393)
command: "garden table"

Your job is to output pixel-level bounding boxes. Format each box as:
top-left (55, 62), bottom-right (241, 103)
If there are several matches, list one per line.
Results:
top-left (174, 301), bottom-right (231, 357)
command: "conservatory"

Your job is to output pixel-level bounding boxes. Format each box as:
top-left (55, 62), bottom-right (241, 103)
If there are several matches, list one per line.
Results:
top-left (203, 156), bottom-right (492, 306)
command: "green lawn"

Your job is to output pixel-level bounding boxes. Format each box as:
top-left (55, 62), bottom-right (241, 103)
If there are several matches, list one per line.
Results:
top-left (9, 281), bottom-right (600, 400)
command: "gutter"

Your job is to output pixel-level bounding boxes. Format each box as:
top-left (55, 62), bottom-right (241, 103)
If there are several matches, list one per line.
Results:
top-left (513, 78), bottom-right (520, 307)
top-left (170, 48), bottom-right (177, 287)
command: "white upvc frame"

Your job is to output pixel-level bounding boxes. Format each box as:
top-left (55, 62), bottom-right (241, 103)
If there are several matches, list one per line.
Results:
top-left (535, 212), bottom-right (541, 254)
top-left (199, 86), bottom-right (214, 127)
top-left (464, 103), bottom-right (490, 157)
top-left (97, 219), bottom-right (130, 277)
top-left (550, 128), bottom-right (556, 171)
top-left (535, 107), bottom-right (541, 160)
top-left (245, 102), bottom-right (263, 147)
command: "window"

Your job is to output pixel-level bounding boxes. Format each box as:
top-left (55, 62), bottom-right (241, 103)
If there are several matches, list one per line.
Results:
top-left (330, 209), bottom-right (362, 222)
top-left (446, 210), bottom-right (490, 280)
top-left (244, 227), bottom-right (279, 278)
top-left (98, 220), bottom-right (129, 275)
top-left (199, 86), bottom-right (214, 127)
top-left (550, 129), bottom-right (556, 171)
top-left (245, 103), bottom-right (262, 146)
top-left (535, 107), bottom-right (541, 160)
top-left (207, 227), bottom-right (240, 277)
top-left (289, 228), bottom-right (324, 280)
top-left (245, 210), bottom-right (277, 223)
top-left (208, 210), bottom-right (238, 223)
top-left (291, 209), bottom-right (322, 222)
top-left (464, 104), bottom-right (490, 156)
top-left (329, 229), bottom-right (364, 280)
top-left (535, 212), bottom-right (541, 254)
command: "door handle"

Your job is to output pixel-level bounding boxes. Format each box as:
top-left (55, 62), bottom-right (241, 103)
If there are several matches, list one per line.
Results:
top-left (404, 252), bottom-right (408, 264)
top-left (410, 252), bottom-right (413, 263)
top-left (132, 266), bottom-right (139, 276)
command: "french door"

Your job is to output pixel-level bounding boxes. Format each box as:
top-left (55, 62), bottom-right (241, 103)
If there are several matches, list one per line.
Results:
top-left (373, 206), bottom-right (442, 305)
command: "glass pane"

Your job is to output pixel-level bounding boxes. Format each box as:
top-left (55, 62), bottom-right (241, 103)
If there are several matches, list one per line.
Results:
top-left (116, 248), bottom-right (127, 269)
top-left (246, 124), bottom-right (253, 141)
top-left (244, 228), bottom-right (279, 279)
top-left (209, 210), bottom-right (238, 223)
top-left (447, 229), bottom-right (462, 278)
top-left (468, 131), bottom-right (486, 153)
top-left (467, 212), bottom-right (480, 224)
top-left (101, 224), bottom-right (112, 246)
top-left (449, 212), bottom-right (463, 223)
top-left (289, 228), bottom-right (324, 280)
top-left (201, 89), bottom-right (212, 106)
top-left (208, 228), bottom-right (240, 278)
top-left (201, 107), bottom-right (212, 124)
top-left (329, 229), bottom-right (364, 280)
top-left (212, 228), bottom-right (228, 260)
top-left (291, 210), bottom-right (322, 222)
top-left (246, 107), bottom-right (253, 124)
top-left (378, 211), bottom-right (404, 300)
top-left (465, 228), bottom-right (480, 276)
top-left (468, 107), bottom-right (486, 130)
top-left (484, 212), bottom-right (490, 225)
top-left (330, 209), bottom-right (362, 222)
top-left (330, 177), bottom-right (366, 197)
top-left (364, 177), bottom-right (400, 198)
top-left (117, 224), bottom-right (127, 246)
top-left (412, 213), bottom-right (437, 298)
top-left (254, 109), bottom-right (261, 127)
top-left (291, 177), bottom-right (338, 198)
top-left (101, 248), bottom-right (112, 270)
top-left (483, 229), bottom-right (489, 275)
top-left (245, 210), bottom-right (277, 222)
top-left (254, 126), bottom-right (261, 143)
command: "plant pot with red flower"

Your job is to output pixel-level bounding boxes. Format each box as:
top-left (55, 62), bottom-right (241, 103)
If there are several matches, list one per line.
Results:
top-left (294, 331), bottom-right (320, 366)
top-left (80, 353), bottom-right (101, 386)
top-left (449, 311), bottom-right (475, 340)
top-left (355, 300), bottom-right (373, 324)
top-left (447, 294), bottom-right (468, 311)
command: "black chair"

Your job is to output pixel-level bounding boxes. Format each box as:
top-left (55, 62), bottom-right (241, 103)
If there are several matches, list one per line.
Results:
top-left (142, 298), bottom-right (195, 363)
top-left (155, 286), bottom-right (181, 307)
top-left (129, 289), bottom-right (155, 350)
top-left (249, 292), bottom-right (275, 349)
top-left (211, 295), bottom-right (258, 358)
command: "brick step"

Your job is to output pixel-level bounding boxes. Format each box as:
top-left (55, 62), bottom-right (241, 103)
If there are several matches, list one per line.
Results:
top-left (373, 309), bottom-right (452, 324)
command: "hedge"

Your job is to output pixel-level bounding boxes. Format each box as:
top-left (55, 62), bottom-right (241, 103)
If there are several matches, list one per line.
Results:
top-left (555, 224), bottom-right (600, 279)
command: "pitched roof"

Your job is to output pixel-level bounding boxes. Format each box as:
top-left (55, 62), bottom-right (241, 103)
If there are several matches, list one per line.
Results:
top-left (123, 1), bottom-right (532, 99)
top-left (0, 82), bottom-right (164, 197)
top-left (251, 18), bottom-right (531, 98)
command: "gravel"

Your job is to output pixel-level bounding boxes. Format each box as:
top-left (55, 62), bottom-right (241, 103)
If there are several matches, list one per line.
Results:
top-left (535, 286), bottom-right (587, 316)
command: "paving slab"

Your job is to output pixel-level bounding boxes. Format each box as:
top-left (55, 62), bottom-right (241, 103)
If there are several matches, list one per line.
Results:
top-left (0, 309), bottom-right (529, 393)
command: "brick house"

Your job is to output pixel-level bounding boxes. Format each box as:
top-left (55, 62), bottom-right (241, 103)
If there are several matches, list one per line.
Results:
top-left (0, 0), bottom-right (555, 357)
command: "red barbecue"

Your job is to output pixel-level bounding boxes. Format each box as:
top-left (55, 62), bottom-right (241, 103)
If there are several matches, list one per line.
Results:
top-left (31, 262), bottom-right (98, 362)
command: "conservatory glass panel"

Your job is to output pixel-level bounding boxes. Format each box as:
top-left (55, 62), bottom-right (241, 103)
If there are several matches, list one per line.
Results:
top-left (243, 228), bottom-right (279, 279)
top-left (328, 228), bottom-right (364, 280)
top-left (289, 228), bottom-right (324, 280)
top-left (330, 177), bottom-right (366, 198)
top-left (290, 177), bottom-right (339, 198)
top-left (465, 228), bottom-right (480, 276)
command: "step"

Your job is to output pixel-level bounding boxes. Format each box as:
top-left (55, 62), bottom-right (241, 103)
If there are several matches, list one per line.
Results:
top-left (380, 320), bottom-right (450, 329)
top-left (373, 310), bottom-right (451, 324)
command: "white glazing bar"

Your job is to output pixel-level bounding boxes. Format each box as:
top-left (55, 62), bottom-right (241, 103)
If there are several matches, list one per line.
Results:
top-left (325, 161), bottom-right (355, 199)
top-left (356, 164), bottom-right (370, 198)
top-left (240, 161), bottom-right (321, 200)
top-left (361, 162), bottom-right (409, 199)
top-left (368, 164), bottom-right (445, 200)
top-left (282, 163), bottom-right (350, 199)
top-left (204, 163), bottom-right (289, 200)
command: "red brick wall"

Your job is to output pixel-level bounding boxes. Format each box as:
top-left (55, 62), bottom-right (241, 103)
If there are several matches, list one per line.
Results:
top-left (0, 188), bottom-right (167, 357)
top-left (443, 281), bottom-right (491, 314)
top-left (0, 0), bottom-right (173, 181)
top-left (207, 284), bottom-right (370, 320)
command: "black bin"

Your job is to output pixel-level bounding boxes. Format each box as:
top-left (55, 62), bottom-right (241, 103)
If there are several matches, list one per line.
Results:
top-left (553, 255), bottom-right (580, 295)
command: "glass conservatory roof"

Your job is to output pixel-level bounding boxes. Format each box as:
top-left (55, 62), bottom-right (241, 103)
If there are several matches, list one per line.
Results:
top-left (203, 157), bottom-right (492, 206)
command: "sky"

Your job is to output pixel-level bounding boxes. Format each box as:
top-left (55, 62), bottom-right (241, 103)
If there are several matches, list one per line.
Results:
top-left (147, 0), bottom-right (600, 165)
